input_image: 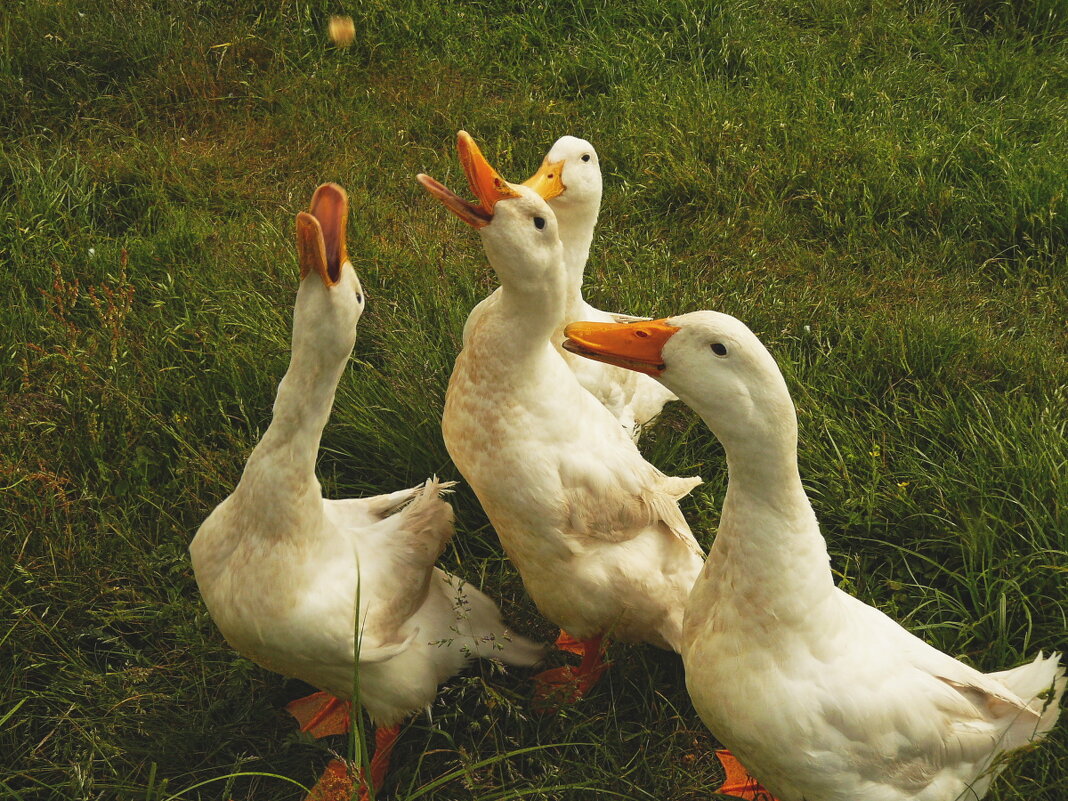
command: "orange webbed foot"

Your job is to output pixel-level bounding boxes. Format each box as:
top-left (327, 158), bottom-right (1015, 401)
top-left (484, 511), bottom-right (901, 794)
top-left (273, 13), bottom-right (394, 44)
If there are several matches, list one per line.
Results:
top-left (532, 633), bottom-right (609, 712)
top-left (300, 724), bottom-right (402, 801)
top-left (285, 691), bottom-right (352, 738)
top-left (553, 629), bottom-right (586, 656)
top-left (304, 758), bottom-right (353, 801)
top-left (714, 749), bottom-right (780, 801)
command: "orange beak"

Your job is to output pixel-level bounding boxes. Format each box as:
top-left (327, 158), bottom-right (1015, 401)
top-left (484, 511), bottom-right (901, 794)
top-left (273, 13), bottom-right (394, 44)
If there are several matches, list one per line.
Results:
top-left (296, 182), bottom-right (349, 287)
top-left (456, 130), bottom-right (522, 212)
top-left (523, 157), bottom-right (566, 201)
top-left (417, 131), bottom-right (523, 229)
top-left (562, 319), bottom-right (680, 376)
top-left (416, 172), bottom-right (492, 229)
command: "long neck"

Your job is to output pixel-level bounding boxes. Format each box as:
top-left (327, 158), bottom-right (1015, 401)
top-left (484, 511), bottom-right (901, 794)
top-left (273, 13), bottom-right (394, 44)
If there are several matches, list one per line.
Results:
top-left (555, 202), bottom-right (599, 315)
top-left (696, 403), bottom-right (836, 618)
top-left (255, 338), bottom-right (344, 473)
top-left (235, 283), bottom-right (350, 521)
top-left (494, 267), bottom-right (568, 356)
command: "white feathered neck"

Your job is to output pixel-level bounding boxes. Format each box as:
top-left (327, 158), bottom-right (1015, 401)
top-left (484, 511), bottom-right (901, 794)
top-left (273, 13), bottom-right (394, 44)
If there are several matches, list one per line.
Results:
top-left (664, 314), bottom-right (836, 620)
top-left (231, 271), bottom-right (359, 541)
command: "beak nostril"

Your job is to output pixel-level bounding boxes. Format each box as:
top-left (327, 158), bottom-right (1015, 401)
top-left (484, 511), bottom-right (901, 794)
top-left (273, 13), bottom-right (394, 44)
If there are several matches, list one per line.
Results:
top-left (635, 330), bottom-right (650, 338)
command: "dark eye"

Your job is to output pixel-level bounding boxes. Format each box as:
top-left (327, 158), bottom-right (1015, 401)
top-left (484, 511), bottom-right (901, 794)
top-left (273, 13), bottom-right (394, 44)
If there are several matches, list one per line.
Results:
top-left (581, 154), bottom-right (591, 162)
top-left (533, 216), bottom-right (546, 229)
top-left (355, 293), bottom-right (363, 303)
top-left (711, 343), bottom-right (728, 356)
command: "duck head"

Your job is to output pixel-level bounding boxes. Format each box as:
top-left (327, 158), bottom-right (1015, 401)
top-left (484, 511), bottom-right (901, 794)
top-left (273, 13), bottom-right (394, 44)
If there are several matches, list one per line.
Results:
top-left (525, 135), bottom-right (601, 215)
top-left (563, 311), bottom-right (796, 451)
top-left (418, 132), bottom-right (566, 301)
top-left (524, 136), bottom-right (602, 290)
top-left (294, 182), bottom-right (366, 359)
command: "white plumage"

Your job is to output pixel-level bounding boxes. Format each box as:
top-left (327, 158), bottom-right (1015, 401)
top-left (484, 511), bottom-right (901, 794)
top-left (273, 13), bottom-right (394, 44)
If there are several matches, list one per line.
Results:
top-left (190, 183), bottom-right (544, 736)
top-left (463, 135), bottom-right (675, 439)
top-left (563, 310), bottom-right (1064, 800)
top-left (418, 150), bottom-right (705, 657)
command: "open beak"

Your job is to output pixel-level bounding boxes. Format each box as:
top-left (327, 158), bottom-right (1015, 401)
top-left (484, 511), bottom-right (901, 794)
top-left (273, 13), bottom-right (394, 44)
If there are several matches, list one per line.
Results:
top-left (416, 172), bottom-right (492, 229)
top-left (562, 319), bottom-right (680, 376)
top-left (523, 158), bottom-right (566, 201)
top-left (456, 130), bottom-right (522, 212)
top-left (296, 182), bottom-right (348, 287)
top-left (309, 183), bottom-right (348, 283)
top-left (418, 132), bottom-right (523, 229)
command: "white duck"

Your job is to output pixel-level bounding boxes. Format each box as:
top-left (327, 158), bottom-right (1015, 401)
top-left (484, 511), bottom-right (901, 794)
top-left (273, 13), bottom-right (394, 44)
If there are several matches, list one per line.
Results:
top-left (461, 132), bottom-right (675, 439)
top-left (563, 311), bottom-right (1065, 801)
top-left (417, 138), bottom-right (704, 703)
top-left (190, 183), bottom-right (545, 798)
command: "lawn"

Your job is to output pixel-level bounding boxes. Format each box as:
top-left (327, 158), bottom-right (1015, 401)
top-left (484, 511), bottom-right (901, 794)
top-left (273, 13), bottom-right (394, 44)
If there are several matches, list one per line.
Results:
top-left (1, 0), bottom-right (1065, 799)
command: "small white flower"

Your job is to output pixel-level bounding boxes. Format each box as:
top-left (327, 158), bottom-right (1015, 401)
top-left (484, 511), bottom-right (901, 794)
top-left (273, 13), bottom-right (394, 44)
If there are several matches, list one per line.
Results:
top-left (804, 324), bottom-right (811, 332)
top-left (88, 247), bottom-right (96, 257)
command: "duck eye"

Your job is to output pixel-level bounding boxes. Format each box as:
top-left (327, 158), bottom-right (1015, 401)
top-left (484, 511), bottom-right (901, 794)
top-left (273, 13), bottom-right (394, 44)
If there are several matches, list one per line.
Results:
top-left (711, 343), bottom-right (728, 356)
top-left (355, 293), bottom-right (363, 303)
top-left (581, 154), bottom-right (591, 162)
top-left (533, 216), bottom-right (546, 230)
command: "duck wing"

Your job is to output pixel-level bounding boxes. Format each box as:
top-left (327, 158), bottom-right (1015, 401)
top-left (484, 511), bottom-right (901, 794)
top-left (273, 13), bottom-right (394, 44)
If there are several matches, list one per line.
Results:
top-left (325, 479), bottom-right (458, 648)
top-left (819, 592), bottom-right (1063, 793)
top-left (326, 484), bottom-right (431, 528)
top-left (557, 447), bottom-right (703, 557)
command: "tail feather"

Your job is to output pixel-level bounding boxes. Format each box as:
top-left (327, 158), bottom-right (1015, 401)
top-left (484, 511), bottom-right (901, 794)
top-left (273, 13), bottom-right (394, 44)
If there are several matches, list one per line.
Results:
top-left (442, 574), bottom-right (549, 668)
top-left (989, 651), bottom-right (1065, 746)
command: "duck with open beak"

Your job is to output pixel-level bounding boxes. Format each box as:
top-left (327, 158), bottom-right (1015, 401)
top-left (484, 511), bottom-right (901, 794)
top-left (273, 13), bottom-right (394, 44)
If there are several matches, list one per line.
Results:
top-left (417, 133), bottom-right (706, 712)
top-left (433, 131), bottom-right (677, 441)
top-left (192, 182), bottom-right (547, 801)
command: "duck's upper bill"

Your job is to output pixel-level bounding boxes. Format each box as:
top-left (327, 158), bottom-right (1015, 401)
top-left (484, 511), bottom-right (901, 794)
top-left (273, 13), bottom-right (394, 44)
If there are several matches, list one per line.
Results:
top-left (562, 319), bottom-right (680, 376)
top-left (456, 130), bottom-right (521, 212)
top-left (522, 155), bottom-right (566, 200)
top-left (297, 182), bottom-right (349, 286)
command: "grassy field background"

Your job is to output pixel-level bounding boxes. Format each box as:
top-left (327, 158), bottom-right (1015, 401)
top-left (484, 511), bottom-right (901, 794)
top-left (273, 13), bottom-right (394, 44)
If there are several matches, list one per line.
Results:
top-left (1, 0), bottom-right (1066, 798)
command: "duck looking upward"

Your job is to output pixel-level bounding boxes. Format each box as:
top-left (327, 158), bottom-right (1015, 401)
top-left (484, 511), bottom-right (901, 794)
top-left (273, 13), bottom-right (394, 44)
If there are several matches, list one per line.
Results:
top-left (417, 135), bottom-right (705, 705)
top-left (190, 183), bottom-right (545, 799)
top-left (462, 133), bottom-right (675, 439)
top-left (564, 312), bottom-right (1065, 800)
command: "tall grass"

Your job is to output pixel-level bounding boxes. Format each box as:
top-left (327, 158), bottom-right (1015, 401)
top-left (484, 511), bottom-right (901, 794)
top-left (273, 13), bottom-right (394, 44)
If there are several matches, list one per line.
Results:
top-left (1, 0), bottom-right (1065, 798)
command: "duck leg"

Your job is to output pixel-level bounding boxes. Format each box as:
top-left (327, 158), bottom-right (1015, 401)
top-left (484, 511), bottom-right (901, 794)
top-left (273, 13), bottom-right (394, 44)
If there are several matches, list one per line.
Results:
top-left (532, 631), bottom-right (609, 709)
top-left (285, 691), bottom-right (352, 738)
top-left (358, 724), bottom-right (401, 800)
top-left (552, 629), bottom-right (587, 655)
top-left (713, 749), bottom-right (781, 801)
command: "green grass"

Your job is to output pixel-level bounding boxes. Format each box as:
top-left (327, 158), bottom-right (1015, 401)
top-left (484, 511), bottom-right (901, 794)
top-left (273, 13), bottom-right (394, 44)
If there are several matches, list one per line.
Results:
top-left (1, 0), bottom-right (1065, 798)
